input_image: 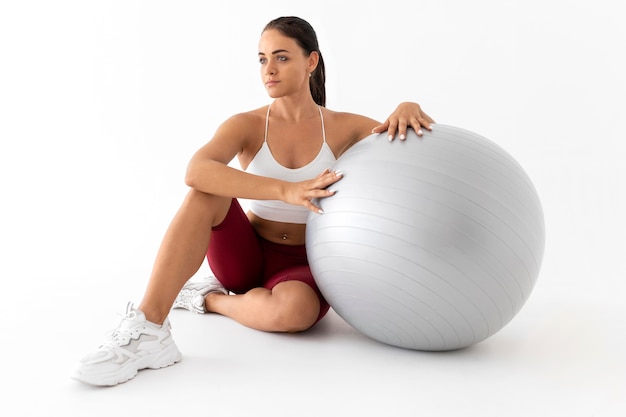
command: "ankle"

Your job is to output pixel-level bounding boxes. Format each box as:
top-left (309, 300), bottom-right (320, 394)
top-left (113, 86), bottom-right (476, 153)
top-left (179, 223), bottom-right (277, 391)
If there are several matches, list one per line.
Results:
top-left (204, 292), bottom-right (227, 313)
top-left (137, 303), bottom-right (168, 325)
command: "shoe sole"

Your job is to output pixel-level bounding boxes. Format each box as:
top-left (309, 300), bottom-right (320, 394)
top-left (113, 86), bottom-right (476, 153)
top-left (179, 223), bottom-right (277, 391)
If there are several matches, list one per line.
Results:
top-left (71, 343), bottom-right (182, 386)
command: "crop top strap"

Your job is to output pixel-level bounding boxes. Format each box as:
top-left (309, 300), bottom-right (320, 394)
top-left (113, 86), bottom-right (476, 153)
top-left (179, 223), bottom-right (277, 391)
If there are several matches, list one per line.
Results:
top-left (318, 105), bottom-right (326, 143)
top-left (264, 103), bottom-right (326, 143)
top-left (264, 104), bottom-right (271, 143)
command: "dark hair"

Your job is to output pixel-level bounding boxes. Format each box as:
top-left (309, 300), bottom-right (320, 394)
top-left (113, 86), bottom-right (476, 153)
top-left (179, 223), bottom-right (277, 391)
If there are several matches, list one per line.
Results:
top-left (263, 16), bottom-right (326, 107)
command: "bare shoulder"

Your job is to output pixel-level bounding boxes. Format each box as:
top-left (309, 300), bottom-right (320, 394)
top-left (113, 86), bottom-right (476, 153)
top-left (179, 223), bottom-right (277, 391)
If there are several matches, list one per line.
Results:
top-left (211, 106), bottom-right (268, 150)
top-left (208, 106), bottom-right (268, 167)
top-left (218, 106), bottom-right (267, 137)
top-left (189, 106), bottom-right (268, 167)
top-left (322, 108), bottom-right (380, 155)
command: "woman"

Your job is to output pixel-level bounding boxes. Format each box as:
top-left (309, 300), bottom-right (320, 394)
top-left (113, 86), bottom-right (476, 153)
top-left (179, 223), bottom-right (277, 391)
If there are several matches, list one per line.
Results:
top-left (72, 16), bottom-right (434, 386)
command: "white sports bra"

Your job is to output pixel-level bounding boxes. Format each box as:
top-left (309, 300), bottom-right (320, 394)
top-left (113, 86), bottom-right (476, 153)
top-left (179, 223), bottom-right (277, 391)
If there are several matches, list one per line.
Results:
top-left (246, 103), bottom-right (337, 224)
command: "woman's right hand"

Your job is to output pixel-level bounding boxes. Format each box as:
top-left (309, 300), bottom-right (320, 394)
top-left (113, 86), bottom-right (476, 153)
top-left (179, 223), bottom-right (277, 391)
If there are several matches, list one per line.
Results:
top-left (283, 169), bottom-right (343, 213)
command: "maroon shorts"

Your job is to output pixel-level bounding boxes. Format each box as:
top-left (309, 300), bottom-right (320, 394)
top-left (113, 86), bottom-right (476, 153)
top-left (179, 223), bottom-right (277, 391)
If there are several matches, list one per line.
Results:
top-left (206, 199), bottom-right (330, 324)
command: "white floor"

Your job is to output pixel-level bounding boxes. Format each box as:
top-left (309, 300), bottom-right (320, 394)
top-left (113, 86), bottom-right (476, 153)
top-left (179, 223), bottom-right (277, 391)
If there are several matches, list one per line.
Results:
top-left (2, 1), bottom-right (625, 415)
top-left (3, 268), bottom-right (624, 417)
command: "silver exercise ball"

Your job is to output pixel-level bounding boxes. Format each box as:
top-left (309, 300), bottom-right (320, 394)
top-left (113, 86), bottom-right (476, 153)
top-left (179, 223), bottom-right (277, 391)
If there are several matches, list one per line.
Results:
top-left (306, 125), bottom-right (545, 351)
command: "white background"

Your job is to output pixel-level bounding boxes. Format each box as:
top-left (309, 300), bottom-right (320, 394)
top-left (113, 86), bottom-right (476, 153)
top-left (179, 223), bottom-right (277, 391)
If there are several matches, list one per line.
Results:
top-left (1, 0), bottom-right (624, 416)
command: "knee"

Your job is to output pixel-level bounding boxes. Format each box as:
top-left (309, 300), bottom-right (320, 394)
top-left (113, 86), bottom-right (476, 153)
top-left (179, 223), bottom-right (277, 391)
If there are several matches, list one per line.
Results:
top-left (183, 188), bottom-right (217, 206)
top-left (270, 286), bottom-right (320, 333)
top-left (273, 307), bottom-right (319, 333)
top-left (181, 189), bottom-right (231, 226)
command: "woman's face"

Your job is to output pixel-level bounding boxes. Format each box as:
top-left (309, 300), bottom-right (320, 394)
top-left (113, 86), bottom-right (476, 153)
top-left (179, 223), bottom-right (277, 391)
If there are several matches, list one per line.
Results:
top-left (258, 29), bottom-right (317, 99)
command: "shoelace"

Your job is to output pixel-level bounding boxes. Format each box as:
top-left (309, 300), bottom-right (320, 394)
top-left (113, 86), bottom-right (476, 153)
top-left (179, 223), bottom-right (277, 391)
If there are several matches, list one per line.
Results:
top-left (101, 302), bottom-right (140, 348)
top-left (176, 289), bottom-right (197, 306)
top-left (103, 328), bottom-right (138, 348)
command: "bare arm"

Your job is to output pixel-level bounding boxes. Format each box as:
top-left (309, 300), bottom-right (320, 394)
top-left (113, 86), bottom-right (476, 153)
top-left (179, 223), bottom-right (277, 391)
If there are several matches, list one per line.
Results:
top-left (185, 113), bottom-right (340, 213)
top-left (184, 114), bottom-right (279, 199)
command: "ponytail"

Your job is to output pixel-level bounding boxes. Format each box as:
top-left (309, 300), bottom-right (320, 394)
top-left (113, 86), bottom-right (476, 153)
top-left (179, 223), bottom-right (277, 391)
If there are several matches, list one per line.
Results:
top-left (310, 52), bottom-right (326, 107)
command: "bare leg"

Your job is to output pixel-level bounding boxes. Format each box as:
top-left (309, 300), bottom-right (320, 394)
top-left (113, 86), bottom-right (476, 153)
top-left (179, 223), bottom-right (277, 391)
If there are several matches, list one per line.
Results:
top-left (138, 189), bottom-right (232, 325)
top-left (204, 281), bottom-right (321, 332)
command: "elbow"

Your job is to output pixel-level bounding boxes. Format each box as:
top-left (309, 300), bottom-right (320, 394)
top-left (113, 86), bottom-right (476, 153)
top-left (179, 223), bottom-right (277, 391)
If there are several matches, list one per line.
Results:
top-left (184, 162), bottom-right (200, 188)
top-left (184, 174), bottom-right (195, 189)
top-left (185, 159), bottom-right (220, 190)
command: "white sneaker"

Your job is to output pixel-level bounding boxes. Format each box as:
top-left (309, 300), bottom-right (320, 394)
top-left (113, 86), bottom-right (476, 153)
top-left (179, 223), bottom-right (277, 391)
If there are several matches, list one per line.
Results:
top-left (172, 275), bottom-right (228, 314)
top-left (71, 303), bottom-right (182, 386)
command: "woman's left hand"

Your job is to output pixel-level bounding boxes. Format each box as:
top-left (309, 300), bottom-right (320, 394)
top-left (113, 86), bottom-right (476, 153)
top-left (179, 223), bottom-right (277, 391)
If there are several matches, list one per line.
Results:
top-left (372, 101), bottom-right (435, 141)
